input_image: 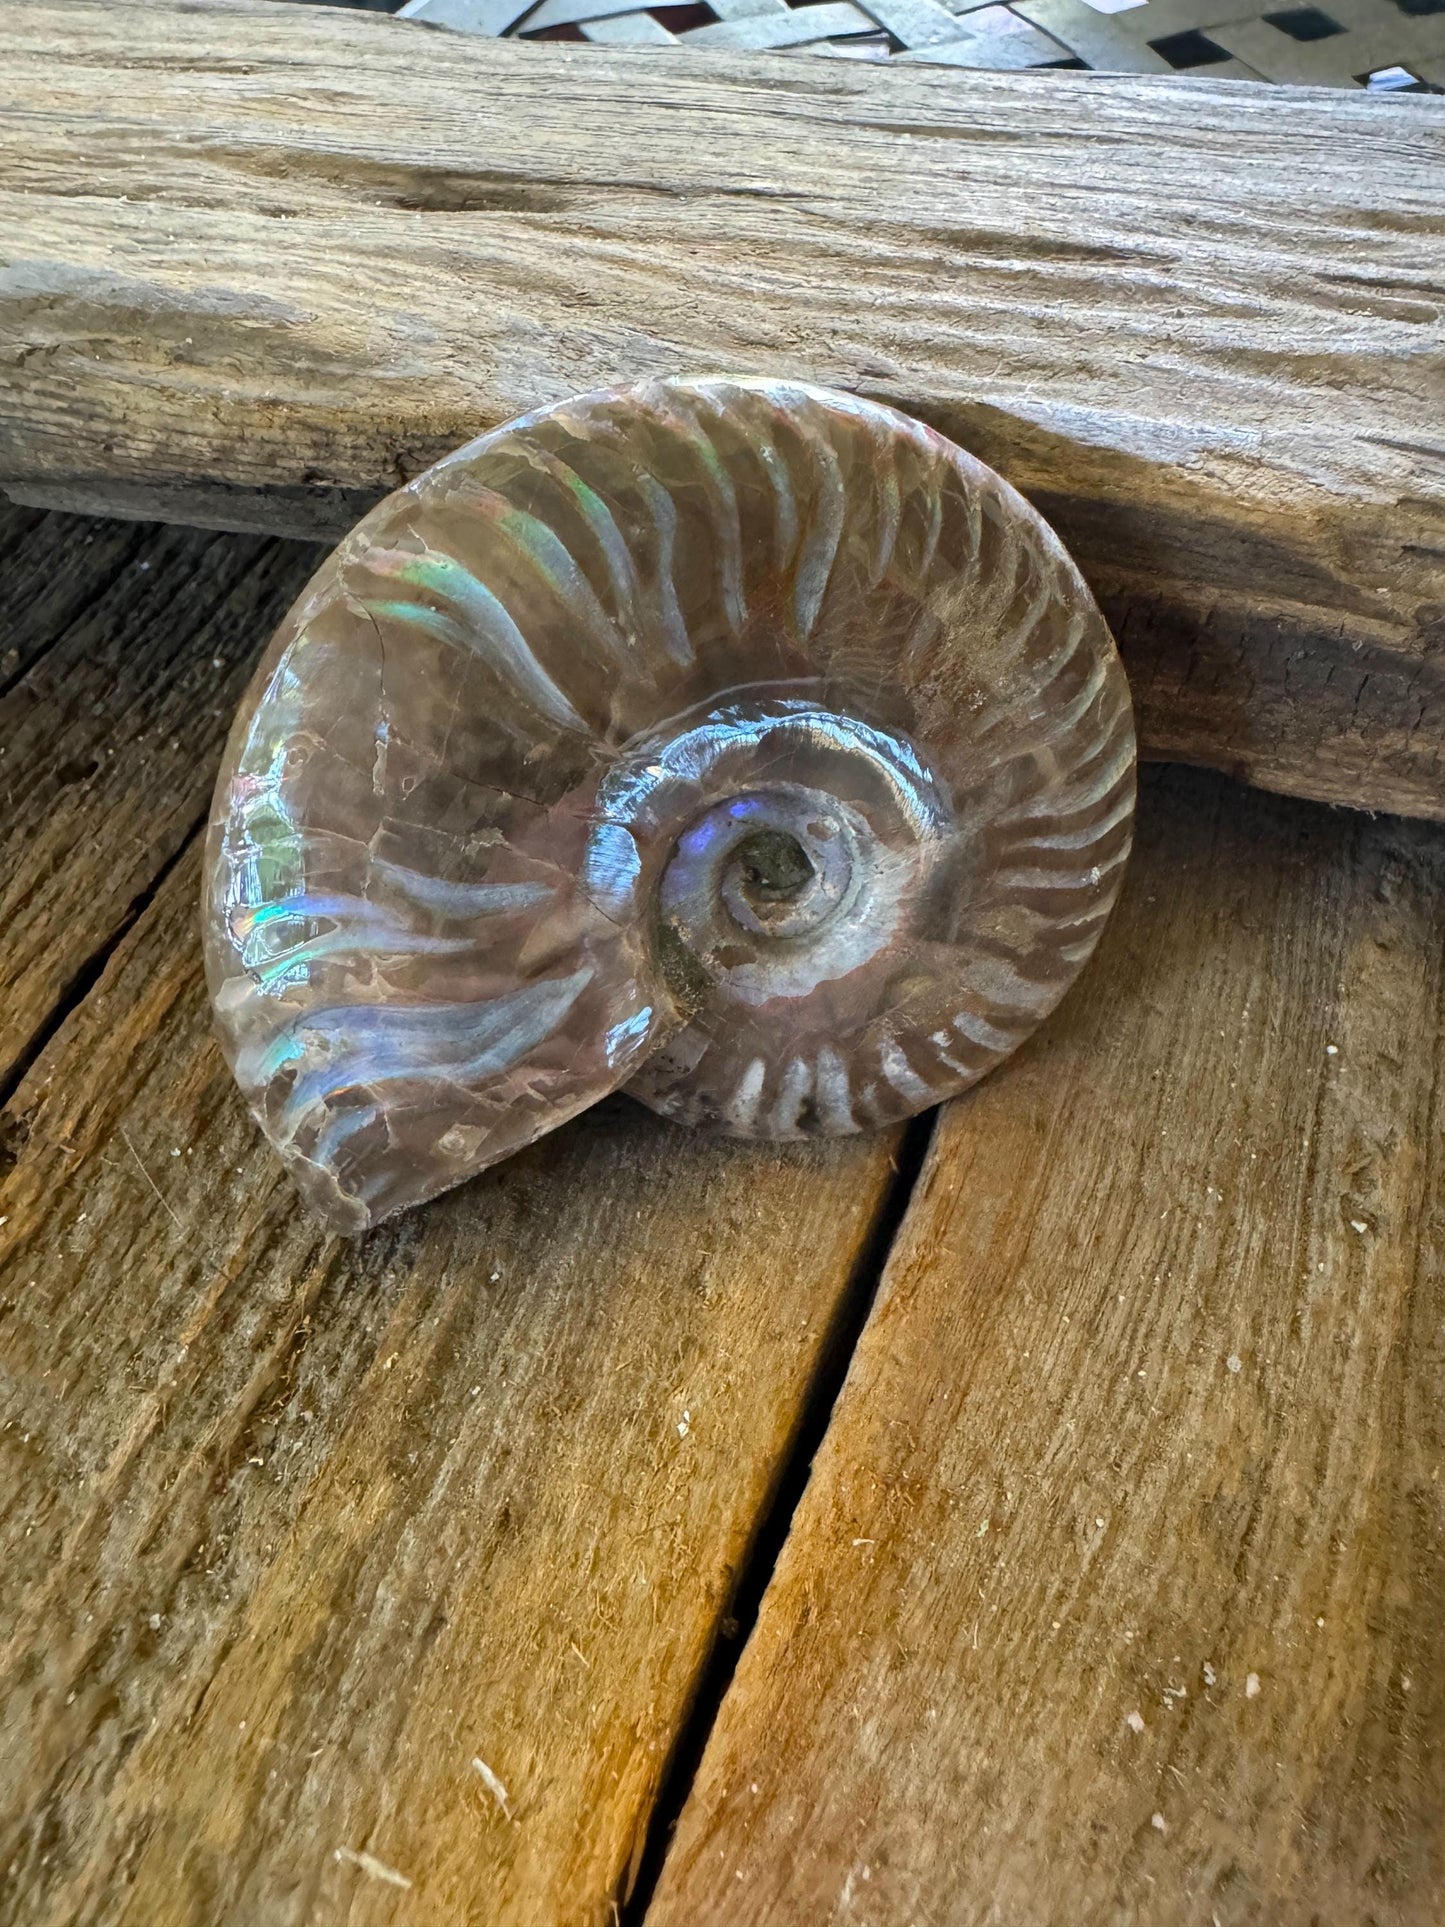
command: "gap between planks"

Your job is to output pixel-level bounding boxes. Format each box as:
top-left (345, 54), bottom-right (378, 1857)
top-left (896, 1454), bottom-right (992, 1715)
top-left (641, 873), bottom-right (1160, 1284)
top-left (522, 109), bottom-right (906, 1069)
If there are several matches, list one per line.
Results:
top-left (617, 1107), bottom-right (938, 1924)
top-left (0, 505), bottom-right (944, 1927)
top-left (0, 504), bottom-right (324, 1101)
top-left (4, 506), bottom-right (1441, 1923)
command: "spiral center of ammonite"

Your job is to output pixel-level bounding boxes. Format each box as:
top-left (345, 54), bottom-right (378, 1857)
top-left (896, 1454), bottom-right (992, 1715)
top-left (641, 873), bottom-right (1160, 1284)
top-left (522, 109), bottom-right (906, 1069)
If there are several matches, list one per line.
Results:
top-left (583, 695), bottom-right (955, 1011)
top-left (668, 785), bottom-right (860, 954)
top-left (726, 826), bottom-right (830, 937)
top-left (732, 829), bottom-right (814, 906)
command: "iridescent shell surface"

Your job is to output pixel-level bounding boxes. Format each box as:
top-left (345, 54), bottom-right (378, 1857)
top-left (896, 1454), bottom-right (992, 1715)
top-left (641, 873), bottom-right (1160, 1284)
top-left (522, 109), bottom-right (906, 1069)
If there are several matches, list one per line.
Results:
top-left (204, 378), bottom-right (1136, 1233)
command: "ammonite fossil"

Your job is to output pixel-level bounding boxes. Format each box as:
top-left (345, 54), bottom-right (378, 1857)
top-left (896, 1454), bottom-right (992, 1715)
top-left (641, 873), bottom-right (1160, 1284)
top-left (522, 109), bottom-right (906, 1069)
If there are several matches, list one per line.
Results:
top-left (204, 378), bottom-right (1136, 1234)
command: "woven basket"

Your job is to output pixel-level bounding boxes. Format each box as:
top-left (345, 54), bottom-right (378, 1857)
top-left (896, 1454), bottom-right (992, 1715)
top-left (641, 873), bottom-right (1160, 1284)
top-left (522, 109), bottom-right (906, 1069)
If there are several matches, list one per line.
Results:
top-left (375, 0), bottom-right (1444, 86)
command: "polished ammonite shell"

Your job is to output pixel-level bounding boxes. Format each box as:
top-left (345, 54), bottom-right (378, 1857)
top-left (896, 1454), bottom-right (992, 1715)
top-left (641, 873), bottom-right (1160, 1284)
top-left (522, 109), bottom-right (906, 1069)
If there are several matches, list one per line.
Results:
top-left (203, 378), bottom-right (1136, 1233)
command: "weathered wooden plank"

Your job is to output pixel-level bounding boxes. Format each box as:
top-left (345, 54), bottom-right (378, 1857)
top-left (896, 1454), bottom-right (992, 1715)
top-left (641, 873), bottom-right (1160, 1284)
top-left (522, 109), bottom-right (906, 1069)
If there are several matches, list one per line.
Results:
top-left (0, 516), bottom-right (319, 1092)
top-left (0, 504), bottom-right (152, 697)
top-left (0, 860), bottom-right (904, 1921)
top-left (1, 0), bottom-right (1442, 817)
top-left (648, 764), bottom-right (1445, 1925)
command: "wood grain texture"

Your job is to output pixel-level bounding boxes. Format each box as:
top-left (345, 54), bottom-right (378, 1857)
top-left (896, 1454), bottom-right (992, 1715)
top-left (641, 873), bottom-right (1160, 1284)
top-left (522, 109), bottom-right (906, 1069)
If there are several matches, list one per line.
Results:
top-left (648, 764), bottom-right (1445, 1927)
top-left (2, 0), bottom-right (1443, 818)
top-left (0, 516), bottom-right (907, 1927)
top-left (0, 506), bottom-right (150, 699)
top-left (0, 848), bottom-right (905, 1926)
top-left (0, 508), bottom-right (320, 1093)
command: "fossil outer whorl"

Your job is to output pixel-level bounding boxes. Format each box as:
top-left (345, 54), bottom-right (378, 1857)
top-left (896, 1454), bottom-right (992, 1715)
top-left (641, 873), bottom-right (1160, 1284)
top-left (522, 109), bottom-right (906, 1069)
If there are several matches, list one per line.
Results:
top-left (203, 378), bottom-right (1136, 1234)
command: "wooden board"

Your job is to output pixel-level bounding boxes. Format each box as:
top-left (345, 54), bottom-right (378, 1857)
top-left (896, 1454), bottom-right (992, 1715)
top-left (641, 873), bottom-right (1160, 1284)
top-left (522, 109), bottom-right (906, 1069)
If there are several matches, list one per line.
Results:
top-left (0, 510), bottom-right (909, 1926)
top-left (0, 506), bottom-right (151, 700)
top-left (0, 850), bottom-right (909, 1926)
top-left (647, 763), bottom-right (1445, 1925)
top-left (2, 0), bottom-right (1443, 819)
top-left (0, 505), bottom-right (319, 1096)
top-left (4, 506), bottom-right (1443, 1923)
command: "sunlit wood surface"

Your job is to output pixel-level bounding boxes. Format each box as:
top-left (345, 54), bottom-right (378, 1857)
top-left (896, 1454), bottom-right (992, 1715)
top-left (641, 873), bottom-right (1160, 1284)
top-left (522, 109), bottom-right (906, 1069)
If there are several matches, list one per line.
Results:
top-left (1, 507), bottom-right (1440, 1924)
top-left (3, 0), bottom-right (1444, 817)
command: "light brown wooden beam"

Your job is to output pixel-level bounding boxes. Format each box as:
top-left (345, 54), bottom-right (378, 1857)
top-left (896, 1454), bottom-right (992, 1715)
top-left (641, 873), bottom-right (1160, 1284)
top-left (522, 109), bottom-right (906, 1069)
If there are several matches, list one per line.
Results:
top-left (0, 841), bottom-right (907, 1926)
top-left (0, 502), bottom-right (908, 1926)
top-left (648, 763), bottom-right (1445, 1927)
top-left (1, 0), bottom-right (1443, 818)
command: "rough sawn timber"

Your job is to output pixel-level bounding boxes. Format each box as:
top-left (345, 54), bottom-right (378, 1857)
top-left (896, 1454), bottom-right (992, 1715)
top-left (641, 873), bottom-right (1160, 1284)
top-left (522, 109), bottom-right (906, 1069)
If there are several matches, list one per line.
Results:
top-left (0, 502), bottom-right (321, 1096)
top-left (648, 764), bottom-right (1445, 1927)
top-left (0, 511), bottom-right (909, 1926)
top-left (0, 847), bottom-right (907, 1926)
top-left (0, 0), bottom-right (1443, 818)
